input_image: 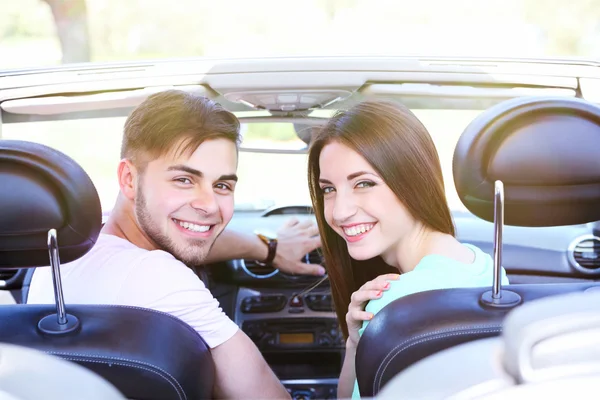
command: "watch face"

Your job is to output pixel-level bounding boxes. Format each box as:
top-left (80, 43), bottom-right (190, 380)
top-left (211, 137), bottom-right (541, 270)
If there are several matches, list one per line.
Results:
top-left (253, 229), bottom-right (278, 240)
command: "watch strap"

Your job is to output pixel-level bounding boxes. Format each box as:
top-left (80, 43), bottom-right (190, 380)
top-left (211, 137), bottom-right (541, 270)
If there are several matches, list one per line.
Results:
top-left (257, 233), bottom-right (277, 266)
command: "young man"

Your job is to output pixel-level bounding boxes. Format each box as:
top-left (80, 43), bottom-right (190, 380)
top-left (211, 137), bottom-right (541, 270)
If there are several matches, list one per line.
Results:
top-left (28, 90), bottom-right (319, 398)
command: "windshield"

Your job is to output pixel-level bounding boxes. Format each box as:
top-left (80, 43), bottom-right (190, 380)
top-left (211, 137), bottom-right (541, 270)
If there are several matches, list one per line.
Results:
top-left (1, 109), bottom-right (479, 212)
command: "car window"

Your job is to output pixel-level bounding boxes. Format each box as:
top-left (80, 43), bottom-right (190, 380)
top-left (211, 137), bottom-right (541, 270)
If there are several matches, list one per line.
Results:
top-left (1, 109), bottom-right (481, 212)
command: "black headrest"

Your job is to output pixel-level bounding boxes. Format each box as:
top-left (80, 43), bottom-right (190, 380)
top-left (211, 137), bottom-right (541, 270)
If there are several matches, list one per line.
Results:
top-left (0, 140), bottom-right (102, 268)
top-left (453, 97), bottom-right (600, 227)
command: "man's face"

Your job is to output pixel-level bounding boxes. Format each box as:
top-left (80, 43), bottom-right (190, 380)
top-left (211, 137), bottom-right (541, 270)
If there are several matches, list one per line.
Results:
top-left (135, 138), bottom-right (238, 265)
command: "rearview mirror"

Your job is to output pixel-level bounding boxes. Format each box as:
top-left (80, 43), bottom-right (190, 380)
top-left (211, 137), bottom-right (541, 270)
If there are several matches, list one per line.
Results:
top-left (239, 122), bottom-right (324, 152)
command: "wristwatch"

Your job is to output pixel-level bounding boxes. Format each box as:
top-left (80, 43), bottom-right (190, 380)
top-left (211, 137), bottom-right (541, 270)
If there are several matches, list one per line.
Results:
top-left (254, 229), bottom-right (278, 266)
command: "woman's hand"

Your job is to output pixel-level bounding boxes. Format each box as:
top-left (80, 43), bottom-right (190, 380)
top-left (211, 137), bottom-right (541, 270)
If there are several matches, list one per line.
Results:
top-left (345, 273), bottom-right (399, 348)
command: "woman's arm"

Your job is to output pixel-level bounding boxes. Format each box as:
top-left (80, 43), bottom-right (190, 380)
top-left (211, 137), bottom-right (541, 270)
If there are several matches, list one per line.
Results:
top-left (338, 342), bottom-right (358, 399)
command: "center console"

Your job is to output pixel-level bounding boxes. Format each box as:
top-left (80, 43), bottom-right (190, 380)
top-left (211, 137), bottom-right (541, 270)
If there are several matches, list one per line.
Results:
top-left (235, 287), bottom-right (344, 400)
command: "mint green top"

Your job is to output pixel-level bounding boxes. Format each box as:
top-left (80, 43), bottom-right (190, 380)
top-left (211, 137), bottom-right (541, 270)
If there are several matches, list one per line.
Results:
top-left (351, 243), bottom-right (509, 399)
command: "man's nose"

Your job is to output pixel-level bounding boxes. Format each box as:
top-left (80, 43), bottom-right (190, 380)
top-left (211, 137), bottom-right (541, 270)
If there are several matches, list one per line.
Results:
top-left (190, 187), bottom-right (219, 215)
top-left (332, 190), bottom-right (358, 224)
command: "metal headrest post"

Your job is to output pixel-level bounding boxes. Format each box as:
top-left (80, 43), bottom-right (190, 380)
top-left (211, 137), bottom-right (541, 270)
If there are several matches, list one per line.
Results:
top-left (37, 229), bottom-right (80, 334)
top-left (492, 180), bottom-right (504, 299)
top-left (480, 180), bottom-right (522, 308)
top-left (48, 229), bottom-right (67, 324)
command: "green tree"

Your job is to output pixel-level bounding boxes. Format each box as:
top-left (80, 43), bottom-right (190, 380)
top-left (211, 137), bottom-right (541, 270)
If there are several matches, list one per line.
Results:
top-left (40, 0), bottom-right (90, 63)
top-left (521, 0), bottom-right (600, 55)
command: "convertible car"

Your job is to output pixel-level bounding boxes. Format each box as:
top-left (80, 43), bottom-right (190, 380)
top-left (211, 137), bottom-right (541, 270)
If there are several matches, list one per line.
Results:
top-left (0, 56), bottom-right (599, 399)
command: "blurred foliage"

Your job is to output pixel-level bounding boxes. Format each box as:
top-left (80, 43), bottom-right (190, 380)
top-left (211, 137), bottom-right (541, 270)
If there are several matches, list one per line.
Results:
top-left (0, 0), bottom-right (599, 69)
top-left (243, 123), bottom-right (298, 142)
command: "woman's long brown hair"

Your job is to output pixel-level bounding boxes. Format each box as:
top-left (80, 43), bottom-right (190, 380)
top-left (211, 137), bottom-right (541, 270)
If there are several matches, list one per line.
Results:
top-left (307, 99), bottom-right (456, 339)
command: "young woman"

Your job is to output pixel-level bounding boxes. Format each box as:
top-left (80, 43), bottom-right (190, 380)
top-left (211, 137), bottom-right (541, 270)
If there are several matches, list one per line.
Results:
top-left (307, 100), bottom-right (508, 399)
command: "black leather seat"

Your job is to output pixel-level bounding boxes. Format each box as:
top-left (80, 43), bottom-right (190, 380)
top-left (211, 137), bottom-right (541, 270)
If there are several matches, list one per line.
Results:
top-left (355, 96), bottom-right (600, 397)
top-left (376, 289), bottom-right (600, 399)
top-left (0, 140), bottom-right (215, 400)
top-left (357, 283), bottom-right (600, 397)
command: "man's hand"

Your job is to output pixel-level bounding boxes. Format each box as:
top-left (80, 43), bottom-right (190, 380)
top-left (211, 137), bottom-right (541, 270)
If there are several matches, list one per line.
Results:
top-left (273, 217), bottom-right (325, 276)
top-left (205, 217), bottom-right (324, 277)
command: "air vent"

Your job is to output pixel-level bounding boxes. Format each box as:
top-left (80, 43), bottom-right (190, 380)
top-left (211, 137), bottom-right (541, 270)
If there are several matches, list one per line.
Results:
top-left (568, 235), bottom-right (600, 275)
top-left (240, 250), bottom-right (325, 279)
top-left (240, 259), bottom-right (279, 279)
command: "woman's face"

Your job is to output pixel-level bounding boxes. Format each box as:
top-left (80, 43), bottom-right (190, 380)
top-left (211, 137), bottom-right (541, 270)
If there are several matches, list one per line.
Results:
top-left (318, 141), bottom-right (417, 263)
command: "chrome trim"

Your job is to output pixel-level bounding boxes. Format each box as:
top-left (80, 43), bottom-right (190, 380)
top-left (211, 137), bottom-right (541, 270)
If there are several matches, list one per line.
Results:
top-left (239, 259), bottom-right (280, 279)
top-left (567, 234), bottom-right (600, 275)
top-left (281, 378), bottom-right (338, 385)
top-left (48, 229), bottom-right (67, 325)
top-left (492, 180), bottom-right (504, 299)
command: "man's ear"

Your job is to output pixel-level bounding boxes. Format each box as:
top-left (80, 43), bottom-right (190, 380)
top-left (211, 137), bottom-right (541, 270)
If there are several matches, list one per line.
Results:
top-left (117, 159), bottom-right (138, 201)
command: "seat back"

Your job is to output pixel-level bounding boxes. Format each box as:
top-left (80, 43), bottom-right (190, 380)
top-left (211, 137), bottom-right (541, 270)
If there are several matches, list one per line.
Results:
top-left (0, 140), bottom-right (215, 399)
top-left (376, 289), bottom-right (600, 399)
top-left (357, 282), bottom-right (600, 396)
top-left (356, 96), bottom-right (600, 397)
top-left (0, 342), bottom-right (125, 400)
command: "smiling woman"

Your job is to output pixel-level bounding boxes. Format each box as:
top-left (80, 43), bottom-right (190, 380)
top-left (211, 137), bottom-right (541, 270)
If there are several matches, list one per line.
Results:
top-left (307, 99), bottom-right (509, 399)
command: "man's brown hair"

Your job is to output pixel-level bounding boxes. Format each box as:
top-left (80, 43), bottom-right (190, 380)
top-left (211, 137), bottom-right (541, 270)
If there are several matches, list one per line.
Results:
top-left (121, 90), bottom-right (241, 171)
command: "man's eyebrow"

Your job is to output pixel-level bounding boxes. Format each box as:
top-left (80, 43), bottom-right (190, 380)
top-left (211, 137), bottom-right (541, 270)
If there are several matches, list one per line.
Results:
top-left (167, 164), bottom-right (202, 177)
top-left (220, 174), bottom-right (238, 182)
top-left (167, 165), bottom-right (238, 182)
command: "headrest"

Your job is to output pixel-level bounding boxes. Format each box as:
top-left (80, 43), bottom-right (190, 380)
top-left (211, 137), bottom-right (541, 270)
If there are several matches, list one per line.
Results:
top-left (453, 96), bottom-right (600, 227)
top-left (0, 140), bottom-right (102, 268)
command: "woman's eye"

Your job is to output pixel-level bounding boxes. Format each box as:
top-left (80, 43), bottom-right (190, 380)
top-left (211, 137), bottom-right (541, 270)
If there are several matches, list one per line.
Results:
top-left (321, 186), bottom-right (335, 194)
top-left (356, 180), bottom-right (376, 189)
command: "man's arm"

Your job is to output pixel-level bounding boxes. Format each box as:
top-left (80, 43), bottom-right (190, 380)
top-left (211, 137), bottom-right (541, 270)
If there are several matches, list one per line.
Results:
top-left (206, 218), bottom-right (325, 276)
top-left (129, 254), bottom-right (290, 399)
top-left (205, 228), bottom-right (269, 263)
top-left (211, 330), bottom-right (290, 399)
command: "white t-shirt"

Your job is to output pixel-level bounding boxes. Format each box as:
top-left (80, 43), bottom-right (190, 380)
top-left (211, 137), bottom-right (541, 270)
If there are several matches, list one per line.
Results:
top-left (27, 233), bottom-right (239, 348)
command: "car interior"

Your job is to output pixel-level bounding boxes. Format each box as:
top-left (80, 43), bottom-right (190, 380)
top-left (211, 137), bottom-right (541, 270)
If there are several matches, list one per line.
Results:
top-left (1, 57), bottom-right (600, 399)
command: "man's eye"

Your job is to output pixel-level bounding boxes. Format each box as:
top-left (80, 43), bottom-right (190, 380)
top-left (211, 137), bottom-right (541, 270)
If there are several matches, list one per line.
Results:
top-left (215, 183), bottom-right (233, 191)
top-left (175, 178), bottom-right (192, 185)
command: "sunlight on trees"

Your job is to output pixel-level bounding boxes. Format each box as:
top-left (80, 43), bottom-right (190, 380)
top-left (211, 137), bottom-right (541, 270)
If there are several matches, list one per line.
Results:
top-left (0, 0), bottom-right (599, 68)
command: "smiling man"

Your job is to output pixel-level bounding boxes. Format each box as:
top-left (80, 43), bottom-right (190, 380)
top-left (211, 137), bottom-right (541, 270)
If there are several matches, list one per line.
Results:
top-left (28, 90), bottom-right (292, 399)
